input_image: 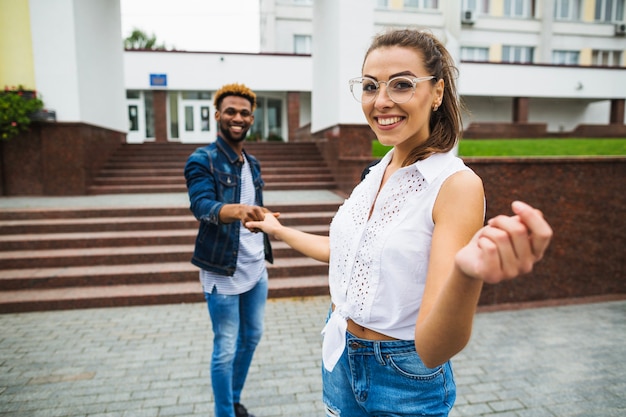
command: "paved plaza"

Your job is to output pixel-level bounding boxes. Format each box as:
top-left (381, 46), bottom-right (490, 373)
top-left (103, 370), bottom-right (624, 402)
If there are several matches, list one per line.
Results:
top-left (0, 297), bottom-right (624, 417)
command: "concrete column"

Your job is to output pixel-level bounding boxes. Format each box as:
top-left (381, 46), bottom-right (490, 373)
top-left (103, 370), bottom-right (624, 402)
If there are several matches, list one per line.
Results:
top-left (29, 0), bottom-right (126, 132)
top-left (311, 0), bottom-right (375, 133)
top-left (539, 0), bottom-right (555, 64)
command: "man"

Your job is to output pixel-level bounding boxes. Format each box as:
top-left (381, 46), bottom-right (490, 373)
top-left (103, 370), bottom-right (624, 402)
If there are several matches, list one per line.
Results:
top-left (184, 83), bottom-right (273, 417)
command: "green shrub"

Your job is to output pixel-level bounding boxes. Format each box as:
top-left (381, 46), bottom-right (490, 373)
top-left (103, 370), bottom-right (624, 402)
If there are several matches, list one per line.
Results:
top-left (1, 86), bottom-right (44, 141)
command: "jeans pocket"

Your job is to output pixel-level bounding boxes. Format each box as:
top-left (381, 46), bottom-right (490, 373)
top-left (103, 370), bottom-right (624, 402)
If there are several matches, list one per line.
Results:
top-left (386, 351), bottom-right (444, 380)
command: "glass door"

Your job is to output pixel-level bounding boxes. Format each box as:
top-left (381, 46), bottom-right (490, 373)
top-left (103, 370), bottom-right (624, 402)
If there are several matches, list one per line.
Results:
top-left (126, 91), bottom-right (146, 143)
top-left (178, 92), bottom-right (214, 143)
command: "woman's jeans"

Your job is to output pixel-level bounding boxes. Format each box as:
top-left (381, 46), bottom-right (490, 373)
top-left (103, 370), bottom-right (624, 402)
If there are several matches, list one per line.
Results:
top-left (204, 271), bottom-right (268, 417)
top-left (322, 332), bottom-right (456, 417)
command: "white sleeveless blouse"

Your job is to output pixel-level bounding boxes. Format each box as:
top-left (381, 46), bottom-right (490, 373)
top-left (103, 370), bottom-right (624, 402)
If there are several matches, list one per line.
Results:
top-left (321, 150), bottom-right (474, 371)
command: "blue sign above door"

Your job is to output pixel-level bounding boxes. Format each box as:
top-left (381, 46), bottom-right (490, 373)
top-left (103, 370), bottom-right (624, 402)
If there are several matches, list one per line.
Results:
top-left (150, 74), bottom-right (167, 87)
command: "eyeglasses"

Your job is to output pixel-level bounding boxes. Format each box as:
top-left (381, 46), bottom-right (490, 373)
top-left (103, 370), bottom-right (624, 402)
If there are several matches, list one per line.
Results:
top-left (349, 76), bottom-right (435, 104)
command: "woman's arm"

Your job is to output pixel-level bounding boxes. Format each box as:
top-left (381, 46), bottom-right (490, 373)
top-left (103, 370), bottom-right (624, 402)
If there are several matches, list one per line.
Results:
top-left (245, 213), bottom-right (331, 263)
top-left (413, 170), bottom-right (485, 368)
top-left (414, 171), bottom-right (552, 368)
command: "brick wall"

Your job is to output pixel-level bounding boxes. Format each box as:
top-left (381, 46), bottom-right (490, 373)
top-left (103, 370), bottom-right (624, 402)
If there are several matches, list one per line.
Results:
top-left (311, 124), bottom-right (625, 305)
top-left (467, 157), bottom-right (625, 306)
top-left (0, 122), bottom-right (124, 196)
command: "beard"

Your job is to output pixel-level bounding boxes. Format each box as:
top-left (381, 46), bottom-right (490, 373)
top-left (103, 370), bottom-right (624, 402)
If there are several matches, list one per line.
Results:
top-left (218, 118), bottom-right (250, 143)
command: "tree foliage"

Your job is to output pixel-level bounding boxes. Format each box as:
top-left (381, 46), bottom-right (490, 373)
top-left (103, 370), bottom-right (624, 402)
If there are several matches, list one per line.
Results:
top-left (124, 28), bottom-right (169, 50)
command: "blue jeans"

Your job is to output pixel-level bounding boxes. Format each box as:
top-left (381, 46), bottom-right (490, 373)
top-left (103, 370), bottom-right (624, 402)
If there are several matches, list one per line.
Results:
top-left (322, 332), bottom-right (456, 417)
top-left (204, 271), bottom-right (268, 417)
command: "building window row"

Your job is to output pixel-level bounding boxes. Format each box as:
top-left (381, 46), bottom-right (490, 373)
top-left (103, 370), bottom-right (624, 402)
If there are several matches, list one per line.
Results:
top-left (374, 0), bottom-right (625, 21)
top-left (461, 46), bottom-right (623, 67)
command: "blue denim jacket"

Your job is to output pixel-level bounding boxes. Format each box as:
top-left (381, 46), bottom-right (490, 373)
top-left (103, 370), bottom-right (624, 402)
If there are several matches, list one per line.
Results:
top-left (184, 136), bottom-right (273, 276)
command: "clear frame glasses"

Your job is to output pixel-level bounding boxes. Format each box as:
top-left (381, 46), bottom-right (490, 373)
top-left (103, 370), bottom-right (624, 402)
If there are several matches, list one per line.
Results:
top-left (349, 75), bottom-right (435, 104)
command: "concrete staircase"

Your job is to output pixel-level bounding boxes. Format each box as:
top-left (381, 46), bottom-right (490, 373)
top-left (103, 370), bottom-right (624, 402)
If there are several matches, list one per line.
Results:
top-left (88, 142), bottom-right (336, 194)
top-left (0, 142), bottom-right (340, 313)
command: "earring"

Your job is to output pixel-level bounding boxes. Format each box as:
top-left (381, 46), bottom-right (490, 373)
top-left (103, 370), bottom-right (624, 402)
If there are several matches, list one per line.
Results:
top-left (432, 105), bottom-right (439, 111)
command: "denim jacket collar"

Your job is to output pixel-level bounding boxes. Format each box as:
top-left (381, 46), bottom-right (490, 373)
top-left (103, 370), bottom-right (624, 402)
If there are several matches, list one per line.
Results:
top-left (216, 135), bottom-right (245, 166)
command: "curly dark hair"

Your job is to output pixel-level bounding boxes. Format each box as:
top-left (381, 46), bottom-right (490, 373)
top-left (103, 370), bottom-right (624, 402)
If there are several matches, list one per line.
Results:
top-left (213, 83), bottom-right (257, 112)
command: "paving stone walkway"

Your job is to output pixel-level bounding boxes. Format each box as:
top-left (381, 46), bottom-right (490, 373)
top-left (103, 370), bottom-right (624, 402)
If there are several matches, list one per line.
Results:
top-left (0, 297), bottom-right (624, 417)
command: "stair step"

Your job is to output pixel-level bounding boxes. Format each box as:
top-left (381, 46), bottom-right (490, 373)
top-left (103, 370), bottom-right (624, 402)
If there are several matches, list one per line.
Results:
top-left (0, 142), bottom-right (340, 313)
top-left (0, 215), bottom-right (197, 234)
top-left (90, 174), bottom-right (334, 186)
top-left (0, 230), bottom-right (197, 250)
top-left (0, 276), bottom-right (329, 313)
top-left (87, 182), bottom-right (337, 194)
top-left (0, 257), bottom-right (326, 290)
top-left (0, 238), bottom-right (316, 267)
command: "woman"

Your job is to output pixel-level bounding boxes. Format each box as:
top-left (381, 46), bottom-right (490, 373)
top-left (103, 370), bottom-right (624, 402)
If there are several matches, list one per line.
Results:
top-left (246, 29), bottom-right (552, 416)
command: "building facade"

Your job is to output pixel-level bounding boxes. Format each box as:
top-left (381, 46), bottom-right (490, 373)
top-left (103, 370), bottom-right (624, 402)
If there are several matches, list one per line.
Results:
top-left (2, 0), bottom-right (624, 144)
top-left (124, 0), bottom-right (626, 143)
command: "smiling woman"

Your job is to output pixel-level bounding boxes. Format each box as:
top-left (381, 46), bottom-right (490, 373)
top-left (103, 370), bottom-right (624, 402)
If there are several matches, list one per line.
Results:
top-left (120, 0), bottom-right (260, 52)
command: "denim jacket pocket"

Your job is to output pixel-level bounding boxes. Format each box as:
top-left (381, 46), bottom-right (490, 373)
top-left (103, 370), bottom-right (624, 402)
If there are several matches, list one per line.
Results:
top-left (217, 172), bottom-right (238, 187)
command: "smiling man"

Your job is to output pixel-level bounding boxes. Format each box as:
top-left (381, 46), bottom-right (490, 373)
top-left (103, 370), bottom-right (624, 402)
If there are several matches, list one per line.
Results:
top-left (184, 83), bottom-right (273, 417)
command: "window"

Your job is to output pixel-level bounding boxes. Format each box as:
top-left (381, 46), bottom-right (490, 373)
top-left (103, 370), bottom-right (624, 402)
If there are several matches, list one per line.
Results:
top-left (168, 92), bottom-right (179, 139)
top-left (184, 106), bottom-right (194, 132)
top-left (267, 99), bottom-right (282, 139)
top-left (181, 91), bottom-right (211, 100)
top-left (504, 0), bottom-right (533, 17)
top-left (461, 47), bottom-right (489, 61)
top-left (200, 106), bottom-right (210, 132)
top-left (552, 50), bottom-right (580, 65)
top-left (555, 0), bottom-right (581, 20)
top-left (292, 0), bottom-right (312, 4)
top-left (462, 0), bottom-right (489, 13)
top-left (403, 0), bottom-right (439, 8)
top-left (294, 35), bottom-right (312, 54)
top-left (128, 105), bottom-right (139, 131)
top-left (377, 0), bottom-right (389, 8)
top-left (595, 0), bottom-right (625, 22)
top-left (592, 50), bottom-right (623, 66)
top-left (502, 45), bottom-right (534, 63)
top-left (249, 96), bottom-right (284, 141)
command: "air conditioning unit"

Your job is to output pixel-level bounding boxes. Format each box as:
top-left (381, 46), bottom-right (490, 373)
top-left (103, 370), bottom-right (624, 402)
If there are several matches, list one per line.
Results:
top-left (462, 10), bottom-right (475, 25)
top-left (615, 22), bottom-right (626, 36)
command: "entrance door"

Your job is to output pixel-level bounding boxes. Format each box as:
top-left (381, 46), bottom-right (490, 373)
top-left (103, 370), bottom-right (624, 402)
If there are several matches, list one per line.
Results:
top-left (178, 99), bottom-right (214, 143)
top-left (126, 91), bottom-right (146, 143)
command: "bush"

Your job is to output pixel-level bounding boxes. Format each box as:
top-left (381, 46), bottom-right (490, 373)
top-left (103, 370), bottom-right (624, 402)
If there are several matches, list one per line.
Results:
top-left (1, 85), bottom-right (45, 140)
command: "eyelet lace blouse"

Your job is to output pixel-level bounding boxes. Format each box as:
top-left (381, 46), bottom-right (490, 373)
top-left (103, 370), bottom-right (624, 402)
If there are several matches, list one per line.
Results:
top-left (321, 149), bottom-right (473, 372)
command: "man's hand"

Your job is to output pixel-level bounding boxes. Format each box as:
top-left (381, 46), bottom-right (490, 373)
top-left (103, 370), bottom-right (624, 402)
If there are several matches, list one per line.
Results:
top-left (218, 204), bottom-right (277, 227)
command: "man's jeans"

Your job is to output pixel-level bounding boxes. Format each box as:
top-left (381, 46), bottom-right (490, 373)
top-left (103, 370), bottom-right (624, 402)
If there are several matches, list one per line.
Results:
top-left (204, 271), bottom-right (268, 417)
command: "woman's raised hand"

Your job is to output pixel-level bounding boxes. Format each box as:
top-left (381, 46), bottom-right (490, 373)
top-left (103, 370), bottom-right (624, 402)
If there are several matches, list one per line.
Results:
top-left (455, 201), bottom-right (553, 284)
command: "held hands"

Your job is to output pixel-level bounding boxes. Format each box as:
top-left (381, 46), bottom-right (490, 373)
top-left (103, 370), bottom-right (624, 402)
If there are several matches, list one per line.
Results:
top-left (244, 211), bottom-right (283, 236)
top-left (241, 207), bottom-right (281, 233)
top-left (455, 201), bottom-right (553, 284)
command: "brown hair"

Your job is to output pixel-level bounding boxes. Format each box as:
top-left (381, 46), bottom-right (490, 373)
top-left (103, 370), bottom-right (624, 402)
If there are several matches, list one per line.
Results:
top-left (213, 83), bottom-right (257, 112)
top-left (363, 29), bottom-right (464, 165)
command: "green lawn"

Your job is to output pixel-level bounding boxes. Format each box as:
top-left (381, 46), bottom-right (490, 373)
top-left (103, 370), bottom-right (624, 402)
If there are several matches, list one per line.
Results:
top-left (372, 138), bottom-right (626, 157)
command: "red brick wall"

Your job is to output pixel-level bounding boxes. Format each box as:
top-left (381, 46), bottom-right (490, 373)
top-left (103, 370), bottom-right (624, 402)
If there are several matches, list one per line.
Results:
top-left (0, 122), bottom-right (124, 196)
top-left (153, 91), bottom-right (168, 143)
top-left (467, 157), bottom-right (625, 306)
top-left (287, 92), bottom-right (300, 142)
top-left (311, 124), bottom-right (625, 305)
